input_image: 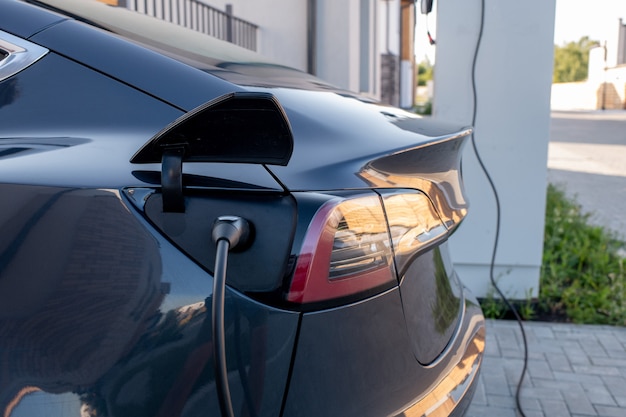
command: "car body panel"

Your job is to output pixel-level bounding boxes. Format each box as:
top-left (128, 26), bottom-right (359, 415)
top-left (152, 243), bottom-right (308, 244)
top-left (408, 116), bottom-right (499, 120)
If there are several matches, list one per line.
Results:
top-left (250, 87), bottom-right (471, 218)
top-left (0, 0), bottom-right (66, 39)
top-left (0, 184), bottom-right (300, 417)
top-left (0, 51), bottom-right (281, 190)
top-left (283, 284), bottom-right (484, 417)
top-left (7, 1), bottom-right (472, 196)
top-left (30, 19), bottom-right (241, 111)
top-left (142, 191), bottom-right (297, 292)
top-left (397, 243), bottom-right (464, 365)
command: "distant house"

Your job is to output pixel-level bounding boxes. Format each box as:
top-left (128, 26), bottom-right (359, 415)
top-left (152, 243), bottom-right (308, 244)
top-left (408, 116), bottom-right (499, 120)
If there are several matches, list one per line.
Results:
top-left (552, 18), bottom-right (626, 111)
top-left (118, 0), bottom-right (418, 108)
top-left (591, 18), bottom-right (626, 110)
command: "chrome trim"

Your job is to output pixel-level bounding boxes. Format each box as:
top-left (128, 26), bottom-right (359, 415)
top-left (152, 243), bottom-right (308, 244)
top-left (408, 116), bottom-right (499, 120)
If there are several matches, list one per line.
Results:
top-left (0, 30), bottom-right (48, 82)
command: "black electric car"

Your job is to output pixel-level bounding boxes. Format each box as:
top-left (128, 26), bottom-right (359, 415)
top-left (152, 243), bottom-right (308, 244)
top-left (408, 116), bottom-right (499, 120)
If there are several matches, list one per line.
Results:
top-left (0, 1), bottom-right (484, 416)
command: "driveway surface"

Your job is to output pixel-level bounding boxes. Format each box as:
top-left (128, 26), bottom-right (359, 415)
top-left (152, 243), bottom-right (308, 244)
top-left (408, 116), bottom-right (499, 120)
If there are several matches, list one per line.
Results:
top-left (466, 111), bottom-right (626, 417)
top-left (547, 111), bottom-right (626, 238)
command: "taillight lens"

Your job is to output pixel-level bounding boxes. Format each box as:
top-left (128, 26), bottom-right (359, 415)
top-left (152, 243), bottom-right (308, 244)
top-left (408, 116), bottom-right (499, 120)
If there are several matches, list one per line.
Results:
top-left (380, 190), bottom-right (448, 277)
top-left (287, 195), bottom-right (396, 306)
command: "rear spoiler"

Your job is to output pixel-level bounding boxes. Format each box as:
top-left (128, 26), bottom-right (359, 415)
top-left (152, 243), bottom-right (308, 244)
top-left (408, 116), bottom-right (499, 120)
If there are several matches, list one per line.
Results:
top-left (360, 122), bottom-right (472, 232)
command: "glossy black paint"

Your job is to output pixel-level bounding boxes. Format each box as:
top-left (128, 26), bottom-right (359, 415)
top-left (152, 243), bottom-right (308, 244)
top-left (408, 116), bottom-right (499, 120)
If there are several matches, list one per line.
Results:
top-left (142, 191), bottom-right (297, 292)
top-left (0, 184), bottom-right (299, 417)
top-left (0, 51), bottom-right (281, 190)
top-left (0, 0), bottom-right (65, 38)
top-left (283, 285), bottom-right (483, 416)
top-left (30, 19), bottom-right (240, 111)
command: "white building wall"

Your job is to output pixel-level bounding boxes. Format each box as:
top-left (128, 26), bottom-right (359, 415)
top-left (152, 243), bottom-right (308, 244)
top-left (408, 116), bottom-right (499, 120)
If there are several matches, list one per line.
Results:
top-left (605, 18), bottom-right (622, 68)
top-left (359, 0), bottom-right (381, 99)
top-left (377, 0), bottom-right (400, 55)
top-left (434, 0), bottom-right (556, 299)
top-left (199, 0), bottom-right (395, 101)
top-left (315, 0), bottom-right (361, 92)
top-left (551, 82), bottom-right (596, 111)
top-left (201, 0), bottom-right (308, 71)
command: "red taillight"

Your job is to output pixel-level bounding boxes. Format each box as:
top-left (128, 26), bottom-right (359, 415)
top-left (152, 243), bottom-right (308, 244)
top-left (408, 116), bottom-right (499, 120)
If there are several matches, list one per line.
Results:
top-left (287, 195), bottom-right (396, 305)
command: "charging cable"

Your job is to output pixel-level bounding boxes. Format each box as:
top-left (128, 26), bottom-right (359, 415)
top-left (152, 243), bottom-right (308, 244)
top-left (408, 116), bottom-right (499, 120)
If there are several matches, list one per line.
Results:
top-left (426, 14), bottom-right (436, 45)
top-left (469, 1), bottom-right (529, 416)
top-left (211, 216), bottom-right (251, 417)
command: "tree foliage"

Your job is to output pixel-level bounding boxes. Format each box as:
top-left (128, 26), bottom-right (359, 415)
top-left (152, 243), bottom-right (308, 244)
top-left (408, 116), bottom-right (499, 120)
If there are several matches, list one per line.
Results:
top-left (553, 36), bottom-right (599, 83)
top-left (417, 58), bottom-right (433, 86)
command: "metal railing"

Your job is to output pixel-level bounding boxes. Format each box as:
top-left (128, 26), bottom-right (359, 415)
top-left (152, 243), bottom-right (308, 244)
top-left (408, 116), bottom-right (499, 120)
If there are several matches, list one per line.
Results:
top-left (125, 0), bottom-right (258, 51)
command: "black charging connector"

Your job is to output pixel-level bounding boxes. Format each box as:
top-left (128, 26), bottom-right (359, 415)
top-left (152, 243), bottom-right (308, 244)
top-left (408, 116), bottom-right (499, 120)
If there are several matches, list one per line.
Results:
top-left (421, 0), bottom-right (434, 14)
top-left (211, 215), bottom-right (251, 417)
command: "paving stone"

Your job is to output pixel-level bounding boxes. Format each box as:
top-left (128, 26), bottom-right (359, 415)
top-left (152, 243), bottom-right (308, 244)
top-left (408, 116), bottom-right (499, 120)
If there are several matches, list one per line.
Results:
top-left (491, 319), bottom-right (516, 328)
top-left (483, 375), bottom-right (513, 396)
top-left (502, 359), bottom-right (526, 386)
top-left (553, 370), bottom-right (604, 385)
top-left (612, 331), bottom-right (626, 346)
top-left (520, 409), bottom-right (545, 417)
top-left (601, 376), bottom-right (626, 407)
top-left (593, 405), bottom-right (625, 417)
top-left (533, 341), bottom-right (568, 355)
top-left (521, 386), bottom-right (565, 401)
top-left (530, 325), bottom-right (555, 340)
top-left (527, 358), bottom-right (555, 380)
top-left (582, 382), bottom-right (617, 407)
top-left (572, 364), bottom-right (622, 377)
top-left (597, 334), bottom-right (624, 352)
top-left (487, 394), bottom-right (517, 408)
top-left (561, 342), bottom-right (590, 359)
top-left (561, 384), bottom-right (597, 416)
top-left (533, 378), bottom-right (582, 392)
top-left (472, 321), bottom-right (626, 417)
top-left (545, 352), bottom-right (574, 372)
top-left (471, 374), bottom-right (487, 405)
top-left (518, 396), bottom-right (542, 411)
top-left (465, 404), bottom-right (518, 417)
top-left (579, 339), bottom-right (609, 358)
top-left (604, 349), bottom-right (626, 360)
top-left (485, 334), bottom-right (501, 356)
top-left (496, 328), bottom-right (524, 349)
top-left (540, 398), bottom-right (572, 417)
top-left (565, 353), bottom-right (593, 366)
top-left (590, 357), bottom-right (626, 368)
top-left (501, 348), bottom-right (527, 359)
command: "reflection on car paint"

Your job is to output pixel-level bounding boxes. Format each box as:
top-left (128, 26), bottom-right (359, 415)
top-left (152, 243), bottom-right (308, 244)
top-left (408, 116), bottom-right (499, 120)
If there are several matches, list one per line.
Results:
top-left (0, 186), bottom-right (299, 417)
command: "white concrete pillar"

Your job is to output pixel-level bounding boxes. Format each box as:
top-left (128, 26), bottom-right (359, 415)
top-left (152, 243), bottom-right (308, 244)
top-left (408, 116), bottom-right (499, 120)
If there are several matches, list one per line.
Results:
top-left (434, 0), bottom-right (556, 299)
top-left (316, 0), bottom-right (361, 92)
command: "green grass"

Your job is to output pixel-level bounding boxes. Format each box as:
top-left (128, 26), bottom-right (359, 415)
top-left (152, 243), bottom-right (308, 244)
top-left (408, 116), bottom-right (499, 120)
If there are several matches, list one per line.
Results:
top-left (540, 184), bottom-right (626, 325)
top-left (481, 184), bottom-right (626, 325)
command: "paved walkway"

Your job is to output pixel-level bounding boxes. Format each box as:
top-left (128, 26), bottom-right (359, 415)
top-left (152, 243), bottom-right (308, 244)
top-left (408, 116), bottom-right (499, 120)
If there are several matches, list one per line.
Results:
top-left (467, 111), bottom-right (626, 417)
top-left (467, 320), bottom-right (626, 417)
